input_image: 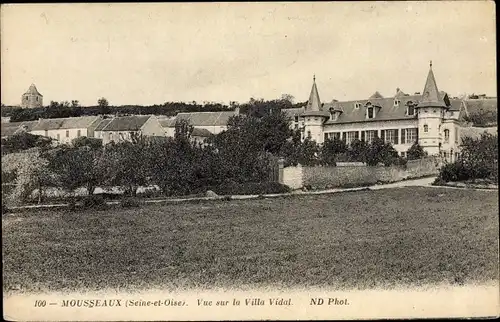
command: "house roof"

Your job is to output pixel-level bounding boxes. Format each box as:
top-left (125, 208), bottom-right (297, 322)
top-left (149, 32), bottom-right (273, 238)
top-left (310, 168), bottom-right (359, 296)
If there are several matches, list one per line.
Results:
top-left (417, 61), bottom-right (447, 108)
top-left (31, 116), bottom-right (100, 131)
top-left (158, 118), bottom-right (177, 128)
top-left (463, 98), bottom-right (497, 116)
top-left (175, 111), bottom-right (237, 127)
top-left (460, 126), bottom-right (497, 139)
top-left (94, 118), bottom-right (113, 131)
top-left (1, 121), bottom-right (39, 137)
top-left (23, 84), bottom-right (43, 97)
top-left (191, 128), bottom-right (213, 137)
top-left (281, 107), bottom-right (305, 119)
top-left (101, 115), bottom-right (151, 131)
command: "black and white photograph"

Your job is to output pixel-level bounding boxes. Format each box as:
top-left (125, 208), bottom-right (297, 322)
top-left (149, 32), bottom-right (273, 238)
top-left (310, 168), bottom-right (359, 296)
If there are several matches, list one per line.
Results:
top-left (2, 2), bottom-right (499, 320)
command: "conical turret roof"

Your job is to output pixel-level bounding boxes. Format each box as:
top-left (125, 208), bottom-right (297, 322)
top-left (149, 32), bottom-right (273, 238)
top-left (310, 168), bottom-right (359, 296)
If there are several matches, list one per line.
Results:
top-left (301, 75), bottom-right (330, 117)
top-left (418, 61), bottom-right (446, 108)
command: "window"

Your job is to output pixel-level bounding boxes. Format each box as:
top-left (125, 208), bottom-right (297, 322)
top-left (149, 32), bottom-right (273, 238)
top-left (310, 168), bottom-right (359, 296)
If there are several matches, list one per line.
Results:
top-left (407, 104), bottom-right (415, 116)
top-left (294, 115), bottom-right (299, 122)
top-left (36, 97), bottom-right (38, 101)
top-left (44, 130), bottom-right (48, 136)
top-left (326, 132), bottom-right (340, 140)
top-left (401, 151), bottom-right (406, 158)
top-left (402, 128), bottom-right (418, 144)
top-left (423, 124), bottom-right (428, 132)
top-left (66, 130), bottom-right (69, 138)
top-left (364, 130), bottom-right (377, 144)
top-left (77, 130), bottom-right (81, 138)
top-left (443, 151), bottom-right (448, 159)
top-left (307, 131), bottom-right (311, 139)
top-left (444, 129), bottom-right (449, 143)
top-left (383, 129), bottom-right (398, 145)
top-left (56, 134), bottom-right (60, 141)
top-left (294, 123), bottom-right (298, 130)
top-left (455, 128), bottom-right (459, 143)
top-left (394, 99), bottom-right (400, 107)
top-left (367, 107), bottom-right (374, 119)
top-left (345, 131), bottom-right (359, 145)
top-left (354, 102), bottom-right (361, 109)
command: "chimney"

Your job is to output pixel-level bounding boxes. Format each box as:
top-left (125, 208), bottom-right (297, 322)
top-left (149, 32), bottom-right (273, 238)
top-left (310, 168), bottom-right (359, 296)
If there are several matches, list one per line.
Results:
top-left (396, 87), bottom-right (400, 94)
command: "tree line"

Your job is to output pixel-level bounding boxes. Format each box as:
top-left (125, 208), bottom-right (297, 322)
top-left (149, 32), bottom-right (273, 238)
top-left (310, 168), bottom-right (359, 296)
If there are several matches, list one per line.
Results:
top-left (1, 96), bottom-right (307, 122)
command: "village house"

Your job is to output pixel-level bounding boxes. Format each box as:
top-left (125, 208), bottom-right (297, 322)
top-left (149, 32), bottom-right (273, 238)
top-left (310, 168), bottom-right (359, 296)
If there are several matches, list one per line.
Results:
top-left (169, 109), bottom-right (240, 135)
top-left (96, 115), bottom-right (165, 145)
top-left (30, 116), bottom-right (102, 144)
top-left (287, 62), bottom-right (497, 162)
top-left (21, 84), bottom-right (43, 108)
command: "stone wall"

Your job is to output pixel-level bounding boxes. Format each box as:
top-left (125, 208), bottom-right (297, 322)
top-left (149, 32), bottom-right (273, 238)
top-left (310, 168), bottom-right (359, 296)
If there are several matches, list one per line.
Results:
top-left (281, 157), bottom-right (439, 190)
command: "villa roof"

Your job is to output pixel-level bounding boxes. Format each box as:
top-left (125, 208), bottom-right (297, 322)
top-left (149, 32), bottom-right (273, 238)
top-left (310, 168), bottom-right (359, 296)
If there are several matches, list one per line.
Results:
top-left (101, 115), bottom-right (151, 131)
top-left (369, 91), bottom-right (384, 99)
top-left (31, 116), bottom-right (100, 131)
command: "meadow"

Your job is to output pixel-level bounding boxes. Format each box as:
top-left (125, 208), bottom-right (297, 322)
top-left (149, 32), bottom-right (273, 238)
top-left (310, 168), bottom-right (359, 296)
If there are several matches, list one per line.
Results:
top-left (2, 186), bottom-right (498, 293)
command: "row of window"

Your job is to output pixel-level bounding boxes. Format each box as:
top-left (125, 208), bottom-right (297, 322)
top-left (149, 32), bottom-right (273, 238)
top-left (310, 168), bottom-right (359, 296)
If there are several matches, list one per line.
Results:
top-left (24, 96), bottom-right (40, 101)
top-left (44, 129), bottom-right (82, 140)
top-left (324, 128), bottom-right (419, 145)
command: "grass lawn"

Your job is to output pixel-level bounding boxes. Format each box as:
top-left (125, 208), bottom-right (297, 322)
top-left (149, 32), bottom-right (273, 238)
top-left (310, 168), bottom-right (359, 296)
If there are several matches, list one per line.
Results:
top-left (2, 186), bottom-right (499, 293)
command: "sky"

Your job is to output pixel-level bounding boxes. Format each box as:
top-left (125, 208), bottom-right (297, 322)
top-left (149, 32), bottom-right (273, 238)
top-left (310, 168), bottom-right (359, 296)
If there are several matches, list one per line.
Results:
top-left (1, 2), bottom-right (496, 106)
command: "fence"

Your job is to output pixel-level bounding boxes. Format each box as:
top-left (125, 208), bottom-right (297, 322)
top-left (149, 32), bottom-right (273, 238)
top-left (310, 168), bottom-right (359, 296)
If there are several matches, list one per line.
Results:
top-left (280, 157), bottom-right (440, 190)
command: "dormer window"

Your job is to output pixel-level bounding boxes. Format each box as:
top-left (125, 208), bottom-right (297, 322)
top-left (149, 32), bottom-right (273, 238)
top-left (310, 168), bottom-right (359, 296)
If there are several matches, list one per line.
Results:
top-left (394, 99), bottom-right (400, 107)
top-left (406, 102), bottom-right (415, 116)
top-left (367, 107), bottom-right (374, 119)
top-left (354, 102), bottom-right (361, 109)
top-left (294, 115), bottom-right (299, 122)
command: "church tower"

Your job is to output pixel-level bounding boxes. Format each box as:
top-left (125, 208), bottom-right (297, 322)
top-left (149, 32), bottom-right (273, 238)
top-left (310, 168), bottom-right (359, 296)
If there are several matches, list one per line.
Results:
top-left (416, 61), bottom-right (448, 155)
top-left (21, 84), bottom-right (43, 108)
top-left (300, 75), bottom-right (329, 143)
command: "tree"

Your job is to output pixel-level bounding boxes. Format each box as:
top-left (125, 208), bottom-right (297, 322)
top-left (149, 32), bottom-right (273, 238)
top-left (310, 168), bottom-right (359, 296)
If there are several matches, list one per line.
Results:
top-left (348, 139), bottom-right (369, 162)
top-left (2, 148), bottom-right (55, 204)
top-left (1, 132), bottom-right (53, 155)
top-left (98, 97), bottom-right (110, 115)
top-left (281, 94), bottom-right (295, 104)
top-left (365, 138), bottom-right (400, 166)
top-left (320, 137), bottom-right (347, 165)
top-left (407, 141), bottom-right (426, 160)
top-left (101, 138), bottom-right (150, 196)
top-left (72, 136), bottom-right (103, 150)
top-left (47, 145), bottom-right (104, 195)
top-left (298, 138), bottom-right (319, 166)
top-left (71, 100), bottom-right (80, 108)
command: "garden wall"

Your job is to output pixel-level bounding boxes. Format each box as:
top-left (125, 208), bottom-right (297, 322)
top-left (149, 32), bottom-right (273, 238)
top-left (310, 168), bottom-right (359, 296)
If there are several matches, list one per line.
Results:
top-left (281, 157), bottom-right (440, 190)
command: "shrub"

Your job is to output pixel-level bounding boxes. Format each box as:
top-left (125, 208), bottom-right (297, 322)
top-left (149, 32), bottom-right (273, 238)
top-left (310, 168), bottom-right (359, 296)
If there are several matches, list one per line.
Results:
top-left (438, 162), bottom-right (469, 182)
top-left (120, 197), bottom-right (144, 208)
top-left (81, 195), bottom-right (108, 210)
top-left (212, 182), bottom-right (291, 196)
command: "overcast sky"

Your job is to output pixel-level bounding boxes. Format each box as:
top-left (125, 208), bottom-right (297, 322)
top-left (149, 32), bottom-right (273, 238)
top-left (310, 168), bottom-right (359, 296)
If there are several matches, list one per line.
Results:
top-left (1, 2), bottom-right (496, 106)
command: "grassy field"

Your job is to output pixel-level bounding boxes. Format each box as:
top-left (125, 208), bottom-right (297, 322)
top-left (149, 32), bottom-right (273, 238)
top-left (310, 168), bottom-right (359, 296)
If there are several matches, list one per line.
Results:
top-left (2, 186), bottom-right (499, 293)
